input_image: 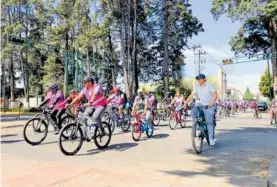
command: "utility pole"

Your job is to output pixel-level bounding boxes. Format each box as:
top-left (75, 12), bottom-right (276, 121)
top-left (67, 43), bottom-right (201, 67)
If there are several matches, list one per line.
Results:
top-left (268, 58), bottom-right (273, 101)
top-left (195, 49), bottom-right (206, 74)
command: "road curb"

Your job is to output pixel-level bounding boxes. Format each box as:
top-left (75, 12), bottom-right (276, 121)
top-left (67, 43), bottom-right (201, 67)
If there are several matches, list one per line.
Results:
top-left (267, 158), bottom-right (277, 187)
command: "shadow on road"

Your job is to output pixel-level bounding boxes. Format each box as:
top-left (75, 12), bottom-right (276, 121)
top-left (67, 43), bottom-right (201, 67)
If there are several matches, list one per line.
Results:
top-left (1, 124), bottom-right (24, 129)
top-left (159, 126), bottom-right (277, 186)
top-left (77, 142), bottom-right (139, 156)
top-left (1, 139), bottom-right (24, 144)
top-left (1, 134), bottom-right (18, 138)
top-left (152, 133), bottom-right (169, 139)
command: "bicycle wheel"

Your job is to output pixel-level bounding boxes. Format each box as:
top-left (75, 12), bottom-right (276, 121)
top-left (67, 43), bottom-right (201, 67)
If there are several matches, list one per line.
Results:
top-left (169, 114), bottom-right (177, 130)
top-left (146, 123), bottom-right (154, 138)
top-left (180, 113), bottom-right (187, 128)
top-left (132, 123), bottom-right (142, 141)
top-left (191, 122), bottom-right (203, 154)
top-left (60, 115), bottom-right (74, 128)
top-left (120, 114), bottom-right (131, 132)
top-left (104, 116), bottom-right (115, 133)
top-left (23, 117), bottom-right (48, 145)
top-left (58, 123), bottom-right (84, 156)
top-left (153, 111), bottom-right (160, 126)
top-left (94, 122), bottom-right (112, 149)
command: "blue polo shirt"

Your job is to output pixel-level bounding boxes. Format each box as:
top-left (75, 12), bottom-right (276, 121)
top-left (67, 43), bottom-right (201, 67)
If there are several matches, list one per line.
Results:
top-left (194, 82), bottom-right (216, 106)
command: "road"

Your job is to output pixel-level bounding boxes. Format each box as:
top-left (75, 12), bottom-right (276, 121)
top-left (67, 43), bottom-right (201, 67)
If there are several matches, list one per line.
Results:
top-left (1, 112), bottom-right (277, 187)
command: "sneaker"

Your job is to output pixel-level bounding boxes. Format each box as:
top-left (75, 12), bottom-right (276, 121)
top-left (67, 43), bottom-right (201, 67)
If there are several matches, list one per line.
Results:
top-left (209, 139), bottom-right (215, 146)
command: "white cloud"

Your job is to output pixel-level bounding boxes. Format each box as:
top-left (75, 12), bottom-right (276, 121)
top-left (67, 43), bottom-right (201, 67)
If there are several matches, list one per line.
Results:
top-left (228, 73), bottom-right (262, 94)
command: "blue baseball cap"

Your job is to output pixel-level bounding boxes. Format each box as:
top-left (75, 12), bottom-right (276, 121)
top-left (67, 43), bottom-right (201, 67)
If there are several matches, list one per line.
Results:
top-left (196, 74), bottom-right (206, 80)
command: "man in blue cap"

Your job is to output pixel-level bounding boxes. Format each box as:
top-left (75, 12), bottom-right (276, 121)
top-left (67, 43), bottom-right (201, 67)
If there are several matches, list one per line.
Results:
top-left (183, 74), bottom-right (218, 145)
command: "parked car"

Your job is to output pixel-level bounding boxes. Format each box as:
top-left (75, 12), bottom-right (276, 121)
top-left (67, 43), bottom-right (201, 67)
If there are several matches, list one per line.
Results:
top-left (257, 101), bottom-right (268, 111)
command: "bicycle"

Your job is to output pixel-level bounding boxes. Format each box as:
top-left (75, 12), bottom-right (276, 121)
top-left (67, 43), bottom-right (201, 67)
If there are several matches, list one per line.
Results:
top-left (191, 106), bottom-right (210, 154)
top-left (131, 111), bottom-right (154, 141)
top-left (102, 106), bottom-right (131, 133)
top-left (161, 105), bottom-right (172, 121)
top-left (152, 109), bottom-right (161, 126)
top-left (169, 106), bottom-right (186, 130)
top-left (58, 106), bottom-right (112, 155)
top-left (23, 107), bottom-right (74, 145)
top-left (253, 108), bottom-right (262, 119)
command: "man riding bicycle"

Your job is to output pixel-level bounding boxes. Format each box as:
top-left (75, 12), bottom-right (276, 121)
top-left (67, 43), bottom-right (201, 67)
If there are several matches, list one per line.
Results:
top-left (183, 74), bottom-right (218, 146)
top-left (67, 76), bottom-right (107, 135)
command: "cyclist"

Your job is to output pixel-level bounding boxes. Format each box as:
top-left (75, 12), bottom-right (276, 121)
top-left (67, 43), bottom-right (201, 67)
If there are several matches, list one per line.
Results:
top-left (161, 92), bottom-right (172, 106)
top-left (251, 98), bottom-right (258, 115)
top-left (142, 90), bottom-right (156, 132)
top-left (131, 89), bottom-right (145, 116)
top-left (64, 90), bottom-right (81, 116)
top-left (169, 91), bottom-right (184, 110)
top-left (107, 87), bottom-right (125, 119)
top-left (183, 74), bottom-right (218, 146)
top-left (161, 92), bottom-right (172, 118)
top-left (41, 83), bottom-right (65, 134)
top-left (67, 76), bottom-right (107, 134)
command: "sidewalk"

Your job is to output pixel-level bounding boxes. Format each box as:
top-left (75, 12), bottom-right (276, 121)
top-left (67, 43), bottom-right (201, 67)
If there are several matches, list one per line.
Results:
top-left (268, 158), bottom-right (277, 187)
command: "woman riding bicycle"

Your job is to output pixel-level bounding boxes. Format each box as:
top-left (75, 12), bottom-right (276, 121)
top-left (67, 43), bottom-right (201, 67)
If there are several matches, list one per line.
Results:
top-left (106, 87), bottom-right (125, 119)
top-left (169, 91), bottom-right (184, 113)
top-left (131, 89), bottom-right (145, 117)
top-left (39, 83), bottom-right (66, 134)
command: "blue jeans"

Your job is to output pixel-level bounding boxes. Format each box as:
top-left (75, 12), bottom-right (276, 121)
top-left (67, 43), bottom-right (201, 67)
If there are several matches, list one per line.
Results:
top-left (192, 105), bottom-right (216, 140)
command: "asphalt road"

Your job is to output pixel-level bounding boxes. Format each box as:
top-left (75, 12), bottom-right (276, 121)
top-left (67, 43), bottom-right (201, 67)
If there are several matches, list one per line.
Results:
top-left (1, 112), bottom-right (277, 187)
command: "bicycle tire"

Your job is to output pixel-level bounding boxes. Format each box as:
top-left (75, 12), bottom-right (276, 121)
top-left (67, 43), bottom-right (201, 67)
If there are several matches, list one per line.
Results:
top-left (120, 114), bottom-right (131, 132)
top-left (169, 114), bottom-right (177, 130)
top-left (104, 116), bottom-right (115, 133)
top-left (132, 123), bottom-right (142, 141)
top-left (204, 129), bottom-right (210, 146)
top-left (60, 115), bottom-right (74, 128)
top-left (94, 122), bottom-right (112, 149)
top-left (180, 113), bottom-right (186, 128)
top-left (146, 124), bottom-right (154, 138)
top-left (191, 122), bottom-right (203, 154)
top-left (23, 117), bottom-right (48, 146)
top-left (153, 111), bottom-right (160, 126)
top-left (58, 123), bottom-right (84, 156)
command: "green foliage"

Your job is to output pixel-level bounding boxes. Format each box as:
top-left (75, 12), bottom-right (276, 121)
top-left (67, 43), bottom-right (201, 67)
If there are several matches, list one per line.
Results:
top-left (259, 68), bottom-right (273, 98)
top-left (244, 87), bottom-right (254, 101)
top-left (211, 0), bottom-right (277, 56)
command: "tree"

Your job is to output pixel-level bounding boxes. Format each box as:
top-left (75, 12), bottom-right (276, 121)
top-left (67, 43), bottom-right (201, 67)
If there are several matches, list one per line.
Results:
top-left (259, 68), bottom-right (273, 98)
top-left (244, 87), bottom-right (254, 101)
top-left (211, 0), bottom-right (277, 93)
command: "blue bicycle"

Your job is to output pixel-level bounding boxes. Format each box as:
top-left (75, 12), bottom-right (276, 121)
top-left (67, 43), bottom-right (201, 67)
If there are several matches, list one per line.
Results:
top-left (191, 106), bottom-right (210, 154)
top-left (131, 112), bottom-right (154, 141)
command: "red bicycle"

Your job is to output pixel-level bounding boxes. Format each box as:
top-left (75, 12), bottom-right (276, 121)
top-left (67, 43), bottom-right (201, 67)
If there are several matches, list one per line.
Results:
top-left (169, 106), bottom-right (186, 130)
top-left (131, 111), bottom-right (154, 141)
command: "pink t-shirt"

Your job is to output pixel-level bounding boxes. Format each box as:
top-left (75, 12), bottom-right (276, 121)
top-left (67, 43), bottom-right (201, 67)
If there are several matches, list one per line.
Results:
top-left (109, 93), bottom-right (124, 106)
top-left (80, 84), bottom-right (106, 108)
top-left (53, 90), bottom-right (66, 110)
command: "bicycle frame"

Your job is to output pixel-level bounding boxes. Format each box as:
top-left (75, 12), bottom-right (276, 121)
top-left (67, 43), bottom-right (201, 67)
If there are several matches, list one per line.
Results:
top-left (132, 112), bottom-right (149, 133)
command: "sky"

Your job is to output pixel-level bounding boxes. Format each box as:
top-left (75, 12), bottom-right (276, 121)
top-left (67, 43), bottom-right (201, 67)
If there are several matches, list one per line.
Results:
top-left (184, 0), bottom-right (268, 94)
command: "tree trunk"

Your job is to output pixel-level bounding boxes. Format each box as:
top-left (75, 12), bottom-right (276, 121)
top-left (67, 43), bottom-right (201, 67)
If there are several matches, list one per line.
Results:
top-left (269, 20), bottom-right (277, 99)
top-left (108, 31), bottom-right (116, 87)
top-left (132, 0), bottom-right (138, 95)
top-left (9, 58), bottom-right (15, 101)
top-left (163, 0), bottom-right (169, 94)
top-left (120, 20), bottom-right (130, 97)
